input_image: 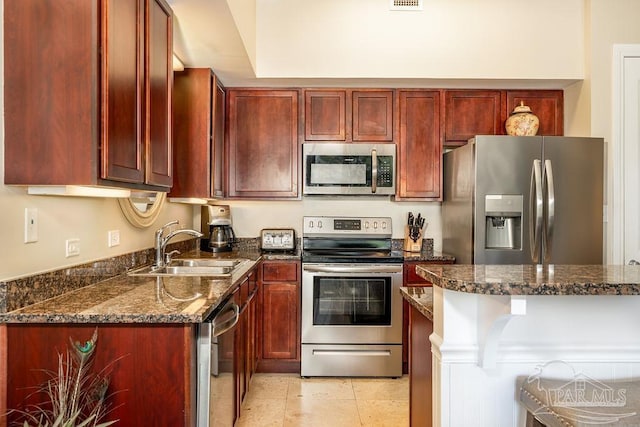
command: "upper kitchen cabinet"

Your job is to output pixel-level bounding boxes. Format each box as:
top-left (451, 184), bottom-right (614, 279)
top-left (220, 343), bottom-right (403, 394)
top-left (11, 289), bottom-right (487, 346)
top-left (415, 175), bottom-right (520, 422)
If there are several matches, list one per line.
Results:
top-left (4, 0), bottom-right (173, 191)
top-left (170, 68), bottom-right (225, 199)
top-left (396, 90), bottom-right (442, 200)
top-left (506, 90), bottom-right (564, 136)
top-left (443, 89), bottom-right (564, 147)
top-left (443, 90), bottom-right (504, 147)
top-left (227, 90), bottom-right (300, 199)
top-left (302, 89), bottom-right (394, 143)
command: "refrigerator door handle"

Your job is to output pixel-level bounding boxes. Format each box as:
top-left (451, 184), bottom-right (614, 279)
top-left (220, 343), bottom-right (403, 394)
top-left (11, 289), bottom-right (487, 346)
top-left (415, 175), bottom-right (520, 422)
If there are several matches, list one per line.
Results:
top-left (544, 159), bottom-right (555, 262)
top-left (529, 160), bottom-right (543, 263)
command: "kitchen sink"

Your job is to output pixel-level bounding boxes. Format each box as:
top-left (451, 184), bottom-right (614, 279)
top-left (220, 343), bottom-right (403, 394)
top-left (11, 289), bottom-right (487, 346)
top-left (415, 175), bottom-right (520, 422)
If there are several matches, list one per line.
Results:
top-left (128, 258), bottom-right (249, 277)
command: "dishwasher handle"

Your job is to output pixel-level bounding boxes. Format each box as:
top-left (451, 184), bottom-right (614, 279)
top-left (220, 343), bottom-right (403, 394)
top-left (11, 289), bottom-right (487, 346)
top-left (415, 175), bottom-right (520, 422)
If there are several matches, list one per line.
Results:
top-left (211, 301), bottom-right (240, 338)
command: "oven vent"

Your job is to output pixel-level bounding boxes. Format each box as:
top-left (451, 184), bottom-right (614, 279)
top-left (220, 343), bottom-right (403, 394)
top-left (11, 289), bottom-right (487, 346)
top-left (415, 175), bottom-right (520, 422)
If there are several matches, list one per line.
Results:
top-left (389, 0), bottom-right (423, 11)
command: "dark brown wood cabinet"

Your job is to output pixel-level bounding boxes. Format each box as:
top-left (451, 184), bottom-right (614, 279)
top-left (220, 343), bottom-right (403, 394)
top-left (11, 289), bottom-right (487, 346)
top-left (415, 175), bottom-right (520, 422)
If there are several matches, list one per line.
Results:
top-left (402, 262), bottom-right (433, 374)
top-left (506, 90), bottom-right (564, 136)
top-left (4, 0), bottom-right (173, 190)
top-left (233, 271), bottom-right (259, 420)
top-left (444, 90), bottom-right (504, 147)
top-left (304, 90), bottom-right (347, 141)
top-left (258, 260), bottom-right (301, 373)
top-left (443, 89), bottom-right (564, 147)
top-left (396, 90), bottom-right (442, 200)
top-left (170, 68), bottom-right (225, 199)
top-left (227, 90), bottom-right (300, 198)
top-left (409, 303), bottom-right (433, 427)
top-left (302, 89), bottom-right (394, 143)
top-left (4, 324), bottom-right (196, 426)
top-left (402, 261), bottom-right (453, 374)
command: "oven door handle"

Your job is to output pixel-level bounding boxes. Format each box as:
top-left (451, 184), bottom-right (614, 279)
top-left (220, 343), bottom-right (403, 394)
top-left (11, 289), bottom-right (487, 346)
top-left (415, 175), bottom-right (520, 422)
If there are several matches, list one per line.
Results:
top-left (302, 264), bottom-right (402, 274)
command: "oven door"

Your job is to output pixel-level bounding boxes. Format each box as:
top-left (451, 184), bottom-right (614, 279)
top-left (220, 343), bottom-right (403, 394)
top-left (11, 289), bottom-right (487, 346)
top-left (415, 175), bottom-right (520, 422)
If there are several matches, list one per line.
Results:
top-left (301, 263), bottom-right (403, 344)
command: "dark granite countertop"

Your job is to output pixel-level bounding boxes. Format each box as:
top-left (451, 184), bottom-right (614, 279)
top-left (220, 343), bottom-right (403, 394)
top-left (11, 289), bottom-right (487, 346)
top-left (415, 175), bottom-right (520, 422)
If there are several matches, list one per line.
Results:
top-left (416, 264), bottom-right (640, 295)
top-left (0, 236), bottom-right (449, 324)
top-left (0, 250), bottom-right (260, 324)
top-left (401, 251), bottom-right (455, 263)
top-left (400, 286), bottom-right (433, 320)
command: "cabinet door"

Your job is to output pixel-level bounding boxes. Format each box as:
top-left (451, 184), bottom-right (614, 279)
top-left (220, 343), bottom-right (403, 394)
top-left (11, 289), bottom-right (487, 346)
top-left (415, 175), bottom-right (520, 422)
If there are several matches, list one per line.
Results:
top-left (397, 91), bottom-right (441, 200)
top-left (4, 0), bottom-right (99, 186)
top-left (261, 283), bottom-right (300, 361)
top-left (304, 90), bottom-right (347, 141)
top-left (444, 90), bottom-right (504, 146)
top-left (102, 0), bottom-right (145, 183)
top-left (171, 68), bottom-right (214, 198)
top-left (145, 0), bottom-right (173, 187)
top-left (352, 90), bottom-right (394, 142)
top-left (6, 324), bottom-right (196, 426)
top-left (227, 90), bottom-right (299, 198)
top-left (409, 305), bottom-right (433, 426)
top-left (212, 81), bottom-right (226, 198)
top-left (506, 90), bottom-right (563, 136)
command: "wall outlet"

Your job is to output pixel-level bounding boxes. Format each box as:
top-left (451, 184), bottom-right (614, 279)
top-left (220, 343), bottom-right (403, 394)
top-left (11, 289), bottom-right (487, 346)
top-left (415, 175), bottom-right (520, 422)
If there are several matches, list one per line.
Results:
top-left (108, 230), bottom-right (121, 247)
top-left (65, 238), bottom-right (80, 257)
top-left (24, 208), bottom-right (38, 243)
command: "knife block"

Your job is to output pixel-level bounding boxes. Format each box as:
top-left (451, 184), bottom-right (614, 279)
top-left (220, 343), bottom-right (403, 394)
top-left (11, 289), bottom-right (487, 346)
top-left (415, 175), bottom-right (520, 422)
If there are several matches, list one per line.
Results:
top-left (403, 225), bottom-right (423, 252)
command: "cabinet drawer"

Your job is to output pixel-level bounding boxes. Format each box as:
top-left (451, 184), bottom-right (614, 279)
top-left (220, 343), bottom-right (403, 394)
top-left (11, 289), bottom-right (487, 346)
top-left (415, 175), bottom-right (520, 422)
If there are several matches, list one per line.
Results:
top-left (262, 261), bottom-right (299, 282)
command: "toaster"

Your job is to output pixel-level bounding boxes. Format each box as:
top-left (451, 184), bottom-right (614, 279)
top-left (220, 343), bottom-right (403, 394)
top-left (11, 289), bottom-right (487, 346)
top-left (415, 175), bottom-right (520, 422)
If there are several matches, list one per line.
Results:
top-left (260, 228), bottom-right (296, 251)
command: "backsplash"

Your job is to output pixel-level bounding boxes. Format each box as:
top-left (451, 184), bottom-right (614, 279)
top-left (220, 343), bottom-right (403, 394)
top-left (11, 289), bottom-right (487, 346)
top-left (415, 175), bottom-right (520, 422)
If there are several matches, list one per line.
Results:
top-left (0, 239), bottom-right (197, 314)
top-left (0, 236), bottom-right (436, 314)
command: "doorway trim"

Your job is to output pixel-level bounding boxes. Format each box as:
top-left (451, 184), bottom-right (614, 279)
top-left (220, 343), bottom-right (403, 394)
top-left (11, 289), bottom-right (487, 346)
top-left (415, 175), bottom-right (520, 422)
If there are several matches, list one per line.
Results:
top-left (611, 44), bottom-right (640, 264)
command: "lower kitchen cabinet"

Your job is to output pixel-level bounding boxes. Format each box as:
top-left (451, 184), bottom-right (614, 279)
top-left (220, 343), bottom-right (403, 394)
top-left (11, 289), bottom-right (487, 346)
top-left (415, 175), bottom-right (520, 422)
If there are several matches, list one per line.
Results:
top-left (402, 261), bottom-right (451, 374)
top-left (258, 260), bottom-right (301, 373)
top-left (4, 323), bottom-right (197, 426)
top-left (409, 303), bottom-right (433, 427)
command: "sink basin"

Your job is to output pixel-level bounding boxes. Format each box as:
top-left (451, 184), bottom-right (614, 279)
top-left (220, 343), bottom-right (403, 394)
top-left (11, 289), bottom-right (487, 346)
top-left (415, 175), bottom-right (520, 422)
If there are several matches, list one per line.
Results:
top-left (128, 258), bottom-right (249, 277)
top-left (169, 259), bottom-right (242, 268)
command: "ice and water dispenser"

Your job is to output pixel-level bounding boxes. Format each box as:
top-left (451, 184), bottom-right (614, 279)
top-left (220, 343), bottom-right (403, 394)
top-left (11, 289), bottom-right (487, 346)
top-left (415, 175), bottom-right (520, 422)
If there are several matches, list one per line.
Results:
top-left (484, 195), bottom-right (522, 250)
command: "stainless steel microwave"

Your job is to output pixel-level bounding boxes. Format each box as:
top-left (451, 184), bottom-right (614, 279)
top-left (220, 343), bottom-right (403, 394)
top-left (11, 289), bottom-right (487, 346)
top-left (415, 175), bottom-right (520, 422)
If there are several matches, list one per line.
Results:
top-left (302, 143), bottom-right (396, 196)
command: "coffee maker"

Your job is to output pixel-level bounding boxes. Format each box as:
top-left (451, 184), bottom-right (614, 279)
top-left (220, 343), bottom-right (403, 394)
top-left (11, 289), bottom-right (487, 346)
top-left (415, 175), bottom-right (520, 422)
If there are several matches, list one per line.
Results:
top-left (201, 205), bottom-right (236, 252)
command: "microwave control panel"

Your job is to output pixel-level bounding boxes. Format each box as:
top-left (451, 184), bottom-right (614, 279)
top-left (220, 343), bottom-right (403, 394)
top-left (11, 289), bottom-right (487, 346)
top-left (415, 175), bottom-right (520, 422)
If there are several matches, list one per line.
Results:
top-left (377, 156), bottom-right (394, 187)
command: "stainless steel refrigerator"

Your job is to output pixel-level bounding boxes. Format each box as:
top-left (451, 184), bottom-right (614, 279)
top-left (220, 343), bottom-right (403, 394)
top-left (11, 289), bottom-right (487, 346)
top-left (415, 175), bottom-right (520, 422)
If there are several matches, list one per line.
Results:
top-left (442, 135), bottom-right (604, 264)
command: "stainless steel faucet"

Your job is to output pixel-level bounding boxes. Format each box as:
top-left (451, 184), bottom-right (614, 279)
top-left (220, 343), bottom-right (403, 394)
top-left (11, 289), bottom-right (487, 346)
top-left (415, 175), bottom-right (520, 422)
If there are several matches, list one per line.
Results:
top-left (155, 220), bottom-right (203, 268)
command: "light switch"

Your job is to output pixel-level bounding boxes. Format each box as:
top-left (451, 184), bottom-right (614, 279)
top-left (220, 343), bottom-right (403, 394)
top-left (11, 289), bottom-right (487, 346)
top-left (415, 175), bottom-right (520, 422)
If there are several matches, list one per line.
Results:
top-left (24, 208), bottom-right (38, 243)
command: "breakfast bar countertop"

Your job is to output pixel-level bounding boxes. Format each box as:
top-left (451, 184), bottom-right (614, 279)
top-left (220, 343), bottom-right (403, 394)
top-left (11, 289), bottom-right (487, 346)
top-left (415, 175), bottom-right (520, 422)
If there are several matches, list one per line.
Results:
top-left (415, 264), bottom-right (640, 296)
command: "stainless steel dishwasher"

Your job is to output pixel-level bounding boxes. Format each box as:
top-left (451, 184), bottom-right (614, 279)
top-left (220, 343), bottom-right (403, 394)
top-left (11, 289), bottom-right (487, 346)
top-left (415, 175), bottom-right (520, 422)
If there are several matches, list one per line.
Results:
top-left (196, 294), bottom-right (240, 427)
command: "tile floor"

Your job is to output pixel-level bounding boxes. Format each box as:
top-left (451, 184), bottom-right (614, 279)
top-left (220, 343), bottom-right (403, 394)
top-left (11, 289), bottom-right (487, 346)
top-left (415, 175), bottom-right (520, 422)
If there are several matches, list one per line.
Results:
top-left (236, 374), bottom-right (409, 427)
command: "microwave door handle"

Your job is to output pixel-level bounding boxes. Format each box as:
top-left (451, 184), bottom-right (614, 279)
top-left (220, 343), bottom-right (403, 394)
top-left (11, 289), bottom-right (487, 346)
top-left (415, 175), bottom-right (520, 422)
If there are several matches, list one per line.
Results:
top-left (371, 148), bottom-right (378, 193)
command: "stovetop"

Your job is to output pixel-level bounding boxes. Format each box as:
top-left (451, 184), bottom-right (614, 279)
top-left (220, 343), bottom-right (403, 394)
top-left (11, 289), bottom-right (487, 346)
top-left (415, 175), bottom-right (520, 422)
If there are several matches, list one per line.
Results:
top-left (301, 249), bottom-right (405, 264)
top-left (301, 216), bottom-right (402, 264)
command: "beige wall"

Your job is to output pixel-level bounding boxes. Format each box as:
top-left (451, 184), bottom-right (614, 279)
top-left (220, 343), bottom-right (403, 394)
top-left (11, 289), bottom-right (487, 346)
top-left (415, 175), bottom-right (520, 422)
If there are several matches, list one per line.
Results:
top-left (253, 0), bottom-right (584, 82)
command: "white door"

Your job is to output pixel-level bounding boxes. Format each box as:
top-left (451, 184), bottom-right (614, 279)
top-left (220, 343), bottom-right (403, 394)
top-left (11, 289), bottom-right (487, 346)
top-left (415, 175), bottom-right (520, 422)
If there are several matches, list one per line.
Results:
top-left (612, 45), bottom-right (640, 264)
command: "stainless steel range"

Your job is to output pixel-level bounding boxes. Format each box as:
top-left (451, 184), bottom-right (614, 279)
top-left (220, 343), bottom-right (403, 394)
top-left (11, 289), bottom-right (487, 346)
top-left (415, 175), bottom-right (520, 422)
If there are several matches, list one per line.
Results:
top-left (301, 216), bottom-right (403, 377)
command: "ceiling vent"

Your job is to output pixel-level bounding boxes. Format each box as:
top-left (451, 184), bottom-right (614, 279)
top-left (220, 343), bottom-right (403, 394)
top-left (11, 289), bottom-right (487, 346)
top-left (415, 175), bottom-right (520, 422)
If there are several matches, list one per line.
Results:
top-left (389, 0), bottom-right (423, 11)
